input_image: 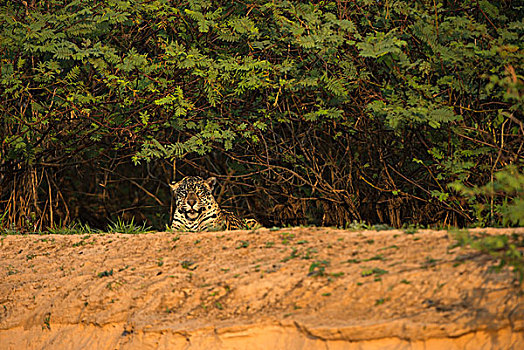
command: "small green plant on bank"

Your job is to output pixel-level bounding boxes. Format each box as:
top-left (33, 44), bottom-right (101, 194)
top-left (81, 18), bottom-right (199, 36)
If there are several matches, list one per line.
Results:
top-left (46, 221), bottom-right (102, 235)
top-left (302, 247), bottom-right (317, 260)
top-left (375, 297), bottom-right (389, 306)
top-left (76, 222), bottom-right (100, 234)
top-left (346, 221), bottom-right (395, 231)
top-left (97, 269), bottom-right (113, 278)
top-left (46, 221), bottom-right (78, 235)
top-left (181, 260), bottom-right (198, 270)
top-left (107, 217), bottom-right (151, 234)
top-left (236, 240), bottom-right (250, 249)
top-left (346, 220), bottom-right (371, 231)
top-left (42, 313), bottom-right (51, 330)
top-left (363, 254), bottom-right (385, 262)
top-left (403, 224), bottom-right (421, 235)
top-left (361, 267), bottom-right (389, 278)
top-left (452, 230), bottom-right (524, 284)
top-left (281, 247), bottom-right (299, 262)
top-left (308, 260), bottom-right (330, 277)
top-left (422, 256), bottom-right (440, 268)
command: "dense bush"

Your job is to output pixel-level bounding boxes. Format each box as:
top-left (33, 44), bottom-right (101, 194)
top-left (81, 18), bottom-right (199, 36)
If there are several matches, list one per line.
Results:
top-left (1, 0), bottom-right (523, 231)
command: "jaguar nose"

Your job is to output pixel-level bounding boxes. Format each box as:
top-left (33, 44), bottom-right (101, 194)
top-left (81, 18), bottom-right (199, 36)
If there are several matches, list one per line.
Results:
top-left (187, 192), bottom-right (198, 207)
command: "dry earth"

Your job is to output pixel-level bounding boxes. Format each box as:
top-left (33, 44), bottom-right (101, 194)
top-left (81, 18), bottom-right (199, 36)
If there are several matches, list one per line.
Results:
top-left (1, 227), bottom-right (523, 350)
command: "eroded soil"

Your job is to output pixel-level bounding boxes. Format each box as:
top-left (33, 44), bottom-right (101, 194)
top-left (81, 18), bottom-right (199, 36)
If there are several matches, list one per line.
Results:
top-left (1, 227), bottom-right (523, 349)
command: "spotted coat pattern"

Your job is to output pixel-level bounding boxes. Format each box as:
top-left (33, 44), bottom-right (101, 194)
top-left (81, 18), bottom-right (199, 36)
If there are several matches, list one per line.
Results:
top-left (170, 176), bottom-right (257, 232)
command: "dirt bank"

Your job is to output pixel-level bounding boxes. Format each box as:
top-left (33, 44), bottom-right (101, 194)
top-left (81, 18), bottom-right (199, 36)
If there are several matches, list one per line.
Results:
top-left (1, 227), bottom-right (523, 349)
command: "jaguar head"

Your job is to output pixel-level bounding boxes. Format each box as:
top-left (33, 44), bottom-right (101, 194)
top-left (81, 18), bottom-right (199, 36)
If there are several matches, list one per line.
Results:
top-left (170, 176), bottom-right (218, 221)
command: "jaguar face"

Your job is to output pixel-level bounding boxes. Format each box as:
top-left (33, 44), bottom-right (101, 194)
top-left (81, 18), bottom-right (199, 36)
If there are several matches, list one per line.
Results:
top-left (170, 176), bottom-right (218, 222)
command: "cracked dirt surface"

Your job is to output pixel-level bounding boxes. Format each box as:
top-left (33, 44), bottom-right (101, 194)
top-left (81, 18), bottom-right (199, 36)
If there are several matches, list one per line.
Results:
top-left (1, 227), bottom-right (523, 349)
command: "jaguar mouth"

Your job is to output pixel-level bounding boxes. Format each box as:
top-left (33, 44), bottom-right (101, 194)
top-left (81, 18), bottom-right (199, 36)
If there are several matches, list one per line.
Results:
top-left (184, 209), bottom-right (201, 221)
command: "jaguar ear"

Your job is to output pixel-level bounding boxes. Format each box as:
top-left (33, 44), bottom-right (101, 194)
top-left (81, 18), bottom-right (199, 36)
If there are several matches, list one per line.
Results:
top-left (205, 177), bottom-right (217, 190)
top-left (169, 181), bottom-right (180, 192)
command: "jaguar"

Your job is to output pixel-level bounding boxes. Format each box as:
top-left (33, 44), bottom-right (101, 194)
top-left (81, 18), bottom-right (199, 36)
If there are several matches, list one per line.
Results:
top-left (169, 176), bottom-right (258, 232)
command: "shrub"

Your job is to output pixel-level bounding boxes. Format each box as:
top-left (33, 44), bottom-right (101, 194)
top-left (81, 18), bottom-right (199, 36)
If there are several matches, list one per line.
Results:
top-left (1, 0), bottom-right (522, 230)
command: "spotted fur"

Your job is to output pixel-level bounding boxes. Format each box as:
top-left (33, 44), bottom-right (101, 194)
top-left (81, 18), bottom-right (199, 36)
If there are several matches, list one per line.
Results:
top-left (169, 176), bottom-right (258, 232)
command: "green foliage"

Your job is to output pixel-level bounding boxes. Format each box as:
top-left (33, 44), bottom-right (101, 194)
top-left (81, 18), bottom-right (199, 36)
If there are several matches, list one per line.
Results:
top-left (0, 0), bottom-right (523, 230)
top-left (45, 222), bottom-right (82, 235)
top-left (452, 230), bottom-right (524, 284)
top-left (106, 217), bottom-right (151, 234)
top-left (75, 222), bottom-right (100, 235)
top-left (308, 260), bottom-right (330, 277)
top-left (361, 267), bottom-right (389, 277)
top-left (450, 166), bottom-right (524, 226)
top-left (97, 269), bottom-right (114, 278)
